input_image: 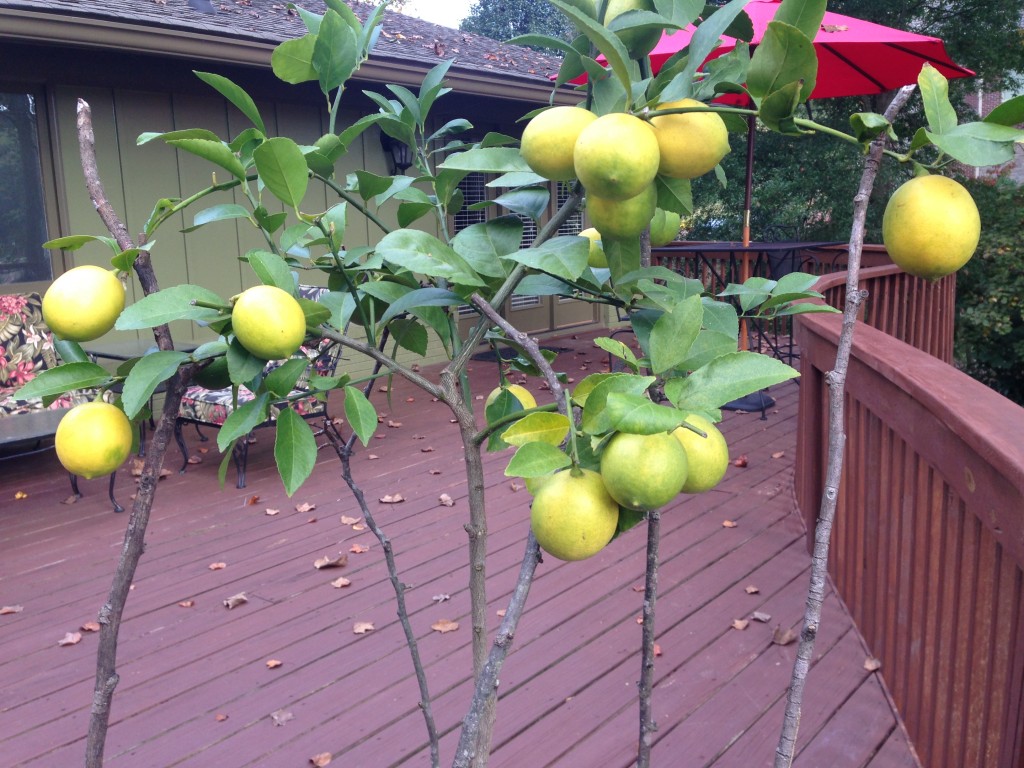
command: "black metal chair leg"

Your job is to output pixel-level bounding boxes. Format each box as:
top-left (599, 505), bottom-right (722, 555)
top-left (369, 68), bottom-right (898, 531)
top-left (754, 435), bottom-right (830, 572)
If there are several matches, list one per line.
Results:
top-left (233, 437), bottom-right (250, 489)
top-left (109, 472), bottom-right (124, 513)
top-left (175, 419), bottom-right (191, 474)
top-left (194, 424), bottom-right (208, 442)
top-left (69, 473), bottom-right (82, 500)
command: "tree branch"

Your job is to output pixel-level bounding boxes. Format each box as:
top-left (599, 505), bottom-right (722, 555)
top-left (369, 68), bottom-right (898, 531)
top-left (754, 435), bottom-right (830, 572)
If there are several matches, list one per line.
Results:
top-left (773, 84), bottom-right (917, 768)
top-left (636, 508), bottom-right (661, 767)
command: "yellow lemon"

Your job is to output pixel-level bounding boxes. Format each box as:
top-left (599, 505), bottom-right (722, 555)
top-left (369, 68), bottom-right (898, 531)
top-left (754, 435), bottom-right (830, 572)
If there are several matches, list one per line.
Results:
top-left (42, 265), bottom-right (125, 342)
top-left (882, 175), bottom-right (981, 280)
top-left (651, 99), bottom-right (731, 180)
top-left (600, 431), bottom-right (688, 510)
top-left (531, 468), bottom-right (620, 561)
top-left (574, 113), bottom-right (660, 201)
top-left (55, 401), bottom-right (133, 479)
top-left (579, 227), bottom-right (607, 268)
top-left (231, 285), bottom-right (307, 360)
top-left (672, 414), bottom-right (729, 493)
top-left (587, 184), bottom-right (658, 240)
top-left (520, 106), bottom-right (598, 181)
top-left (649, 208), bottom-right (682, 247)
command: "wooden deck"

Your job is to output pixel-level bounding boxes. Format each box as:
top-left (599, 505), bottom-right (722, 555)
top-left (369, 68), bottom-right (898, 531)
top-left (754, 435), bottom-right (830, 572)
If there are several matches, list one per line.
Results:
top-left (0, 332), bottom-right (920, 767)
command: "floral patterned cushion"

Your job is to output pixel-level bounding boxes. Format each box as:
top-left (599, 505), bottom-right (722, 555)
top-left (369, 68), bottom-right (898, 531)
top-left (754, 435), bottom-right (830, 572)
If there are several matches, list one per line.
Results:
top-left (0, 292), bottom-right (96, 418)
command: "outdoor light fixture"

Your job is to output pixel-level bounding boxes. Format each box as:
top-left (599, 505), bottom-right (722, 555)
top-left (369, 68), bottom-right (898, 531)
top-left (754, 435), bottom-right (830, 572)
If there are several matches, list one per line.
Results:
top-left (379, 131), bottom-right (413, 175)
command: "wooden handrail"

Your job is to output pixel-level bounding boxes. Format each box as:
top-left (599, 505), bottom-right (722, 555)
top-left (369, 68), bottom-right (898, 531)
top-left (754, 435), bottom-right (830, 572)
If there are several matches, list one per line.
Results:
top-left (795, 269), bottom-right (1024, 768)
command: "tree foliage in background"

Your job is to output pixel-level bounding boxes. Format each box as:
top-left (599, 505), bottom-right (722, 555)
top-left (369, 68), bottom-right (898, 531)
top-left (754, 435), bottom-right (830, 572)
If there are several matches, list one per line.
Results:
top-left (461, 0), bottom-right (574, 47)
top-left (955, 177), bottom-right (1024, 405)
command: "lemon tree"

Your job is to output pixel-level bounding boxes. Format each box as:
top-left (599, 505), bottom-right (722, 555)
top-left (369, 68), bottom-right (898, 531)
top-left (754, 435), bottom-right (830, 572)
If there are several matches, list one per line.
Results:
top-left (882, 174), bottom-right (981, 280)
top-left (42, 265), bottom-right (125, 342)
top-left (54, 401), bottom-right (133, 479)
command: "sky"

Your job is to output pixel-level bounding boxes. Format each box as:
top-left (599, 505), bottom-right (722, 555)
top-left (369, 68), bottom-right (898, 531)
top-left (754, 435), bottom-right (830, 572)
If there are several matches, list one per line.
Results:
top-left (402, 0), bottom-right (475, 29)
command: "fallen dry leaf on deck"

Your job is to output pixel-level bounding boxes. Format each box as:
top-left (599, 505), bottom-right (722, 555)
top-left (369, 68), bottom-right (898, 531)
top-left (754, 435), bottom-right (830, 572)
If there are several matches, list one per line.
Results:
top-left (864, 657), bottom-right (882, 672)
top-left (432, 594), bottom-right (451, 603)
top-left (379, 494), bottom-right (404, 504)
top-left (429, 469), bottom-right (442, 475)
top-left (772, 626), bottom-right (799, 646)
top-left (271, 709), bottom-right (293, 726)
top-left (187, 456), bottom-right (202, 465)
top-left (744, 585), bottom-right (760, 595)
top-left (340, 515), bottom-right (361, 525)
top-left (378, 385), bottom-right (389, 393)
top-left (58, 632), bottom-right (82, 646)
top-left (636, 616), bottom-right (644, 625)
top-left (307, 517), bottom-right (318, 524)
top-left (265, 508), bottom-right (280, 516)
top-left (14, 491), bottom-right (27, 500)
top-left (199, 447), bottom-right (210, 454)
top-left (431, 619), bottom-right (459, 634)
top-left (352, 523), bottom-right (366, 531)
top-left (208, 562), bottom-right (227, 571)
top-left (496, 609), bottom-right (506, 617)
top-left (349, 543), bottom-right (370, 554)
top-left (412, 434), bottom-right (426, 440)
top-left (367, 454), bottom-right (379, 460)
top-left (331, 576), bottom-right (351, 589)
top-left (654, 644), bottom-right (662, 657)
top-left (295, 502), bottom-right (316, 513)
top-left (62, 494), bottom-right (78, 505)
top-left (771, 450), bottom-right (786, 459)
top-left (439, 493), bottom-right (454, 507)
top-left (314, 553), bottom-right (348, 570)
top-left (406, 397), bottom-right (415, 402)
top-left (732, 455), bottom-right (749, 468)
top-left (751, 611), bottom-right (772, 624)
top-left (722, 520), bottom-right (738, 529)
top-left (244, 495), bottom-right (260, 506)
top-left (353, 621), bottom-right (374, 635)
top-left (215, 713), bottom-right (229, 722)
top-left (387, 420), bottom-right (402, 428)
top-left (1, 605), bottom-right (24, 615)
top-left (178, 600), bottom-right (195, 608)
top-left (310, 753), bottom-right (332, 767)
top-left (81, 621), bottom-right (100, 632)
top-left (420, 446), bottom-right (435, 453)
top-left (731, 619), bottom-right (750, 631)
top-left (266, 659), bottom-right (283, 669)
top-left (509, 481), bottom-right (523, 492)
top-left (222, 593), bottom-right (248, 609)
top-left (632, 584), bottom-right (645, 593)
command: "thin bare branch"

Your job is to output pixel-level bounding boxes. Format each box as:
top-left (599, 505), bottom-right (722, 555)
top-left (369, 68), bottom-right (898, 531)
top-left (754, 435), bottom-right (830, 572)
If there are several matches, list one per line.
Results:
top-left (636, 509), bottom-right (661, 767)
top-left (774, 84), bottom-right (917, 768)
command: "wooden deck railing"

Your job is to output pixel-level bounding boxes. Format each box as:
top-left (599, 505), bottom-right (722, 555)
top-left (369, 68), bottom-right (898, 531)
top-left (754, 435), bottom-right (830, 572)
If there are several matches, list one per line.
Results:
top-left (795, 265), bottom-right (1024, 768)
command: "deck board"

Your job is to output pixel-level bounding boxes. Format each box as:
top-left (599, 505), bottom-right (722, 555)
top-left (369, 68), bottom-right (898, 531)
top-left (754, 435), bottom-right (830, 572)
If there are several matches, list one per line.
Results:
top-left (0, 330), bottom-right (919, 767)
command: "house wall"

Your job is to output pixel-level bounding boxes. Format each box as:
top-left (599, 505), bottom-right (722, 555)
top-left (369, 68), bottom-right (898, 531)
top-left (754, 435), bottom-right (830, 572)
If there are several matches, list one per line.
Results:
top-left (2, 40), bottom-right (598, 377)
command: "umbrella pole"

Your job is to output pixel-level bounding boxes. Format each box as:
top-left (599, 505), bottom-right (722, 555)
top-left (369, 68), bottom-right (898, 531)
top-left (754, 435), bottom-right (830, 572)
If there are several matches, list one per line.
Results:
top-left (739, 114), bottom-right (755, 351)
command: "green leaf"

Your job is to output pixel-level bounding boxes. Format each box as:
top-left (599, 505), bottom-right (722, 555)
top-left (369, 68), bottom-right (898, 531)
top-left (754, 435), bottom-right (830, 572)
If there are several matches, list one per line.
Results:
top-left (274, 407), bottom-right (318, 496)
top-left (271, 34), bottom-right (319, 84)
top-left (514, 273), bottom-right (575, 297)
top-left (54, 339), bottom-right (90, 364)
top-left (849, 112), bottom-right (894, 144)
top-left (925, 122), bottom-right (1024, 167)
top-left (919, 63), bottom-right (958, 136)
top-left (655, 175), bottom-right (693, 217)
top-left (185, 203), bottom-right (253, 233)
top-left (504, 442), bottom-right (572, 478)
top-left (649, 294), bottom-right (703, 374)
top-left (388, 317), bottom-right (429, 356)
top-left (747, 21), bottom-right (817, 105)
top-left (676, 329), bottom-right (737, 370)
top-left (264, 358), bottom-right (309, 398)
top-left (246, 250), bottom-right (295, 293)
top-left (663, 351), bottom-right (798, 411)
top-left (438, 147), bottom-right (532, 173)
top-left (772, 0), bottom-right (826, 42)
top-left (121, 351), bottom-right (189, 419)
top-left (419, 60), bottom-right (455, 117)
top-left (254, 137), bottom-right (309, 208)
top-left (505, 235), bottom-right (589, 282)
top-left (42, 234), bottom-right (116, 253)
top-left (165, 138), bottom-right (247, 180)
top-left (313, 10), bottom-right (360, 93)
top-left (116, 284), bottom-right (226, 330)
top-left (217, 393), bottom-right (270, 451)
top-left (493, 187), bottom-right (550, 221)
top-left (984, 94), bottom-right (1024, 127)
top-left (572, 372), bottom-right (620, 407)
top-left (581, 373), bottom-right (657, 435)
top-left (227, 338), bottom-right (265, 385)
top-left (604, 392), bottom-right (686, 434)
top-left (378, 287), bottom-right (464, 326)
top-left (375, 229), bottom-right (484, 287)
top-left (548, 0), bottom-right (633, 96)
top-left (193, 72), bottom-right (266, 135)
top-left (757, 80), bottom-right (805, 133)
top-left (701, 297), bottom-right (739, 339)
top-left (343, 385), bottom-right (377, 446)
top-left (138, 128), bottom-right (224, 146)
top-left (452, 216), bottom-right (524, 279)
top-left (502, 412), bottom-right (571, 448)
top-left (682, 0), bottom-right (753, 93)
top-left (15, 362), bottom-right (112, 401)
top-left (593, 337), bottom-right (640, 373)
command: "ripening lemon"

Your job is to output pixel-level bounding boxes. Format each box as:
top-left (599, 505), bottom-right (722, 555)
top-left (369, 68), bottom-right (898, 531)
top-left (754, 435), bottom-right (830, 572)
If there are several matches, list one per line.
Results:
top-left (882, 175), bottom-right (981, 280)
top-left (600, 431), bottom-right (688, 511)
top-left (579, 228), bottom-right (607, 269)
top-left (587, 184), bottom-right (658, 240)
top-left (672, 414), bottom-right (729, 493)
top-left (520, 106), bottom-right (598, 181)
top-left (574, 113), bottom-right (660, 201)
top-left (231, 285), bottom-right (307, 360)
top-left (650, 99), bottom-right (731, 180)
top-left (530, 468), bottom-right (620, 561)
top-left (649, 208), bottom-right (682, 247)
top-left (55, 401), bottom-right (133, 479)
top-left (485, 384), bottom-right (537, 411)
top-left (42, 265), bottom-right (125, 342)
top-left (604, 0), bottom-right (662, 58)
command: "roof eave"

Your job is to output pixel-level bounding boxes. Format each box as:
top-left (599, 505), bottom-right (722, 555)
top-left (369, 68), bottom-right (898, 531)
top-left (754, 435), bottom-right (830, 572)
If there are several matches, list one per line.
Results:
top-left (0, 8), bottom-right (575, 105)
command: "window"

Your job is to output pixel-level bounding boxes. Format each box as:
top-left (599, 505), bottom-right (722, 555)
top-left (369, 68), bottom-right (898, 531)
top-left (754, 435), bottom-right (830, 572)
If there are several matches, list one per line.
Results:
top-left (0, 92), bottom-right (51, 285)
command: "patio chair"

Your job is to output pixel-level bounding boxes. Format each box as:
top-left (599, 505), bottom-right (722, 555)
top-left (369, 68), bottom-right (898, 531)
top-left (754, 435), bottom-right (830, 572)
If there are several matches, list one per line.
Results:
top-left (173, 285), bottom-right (341, 488)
